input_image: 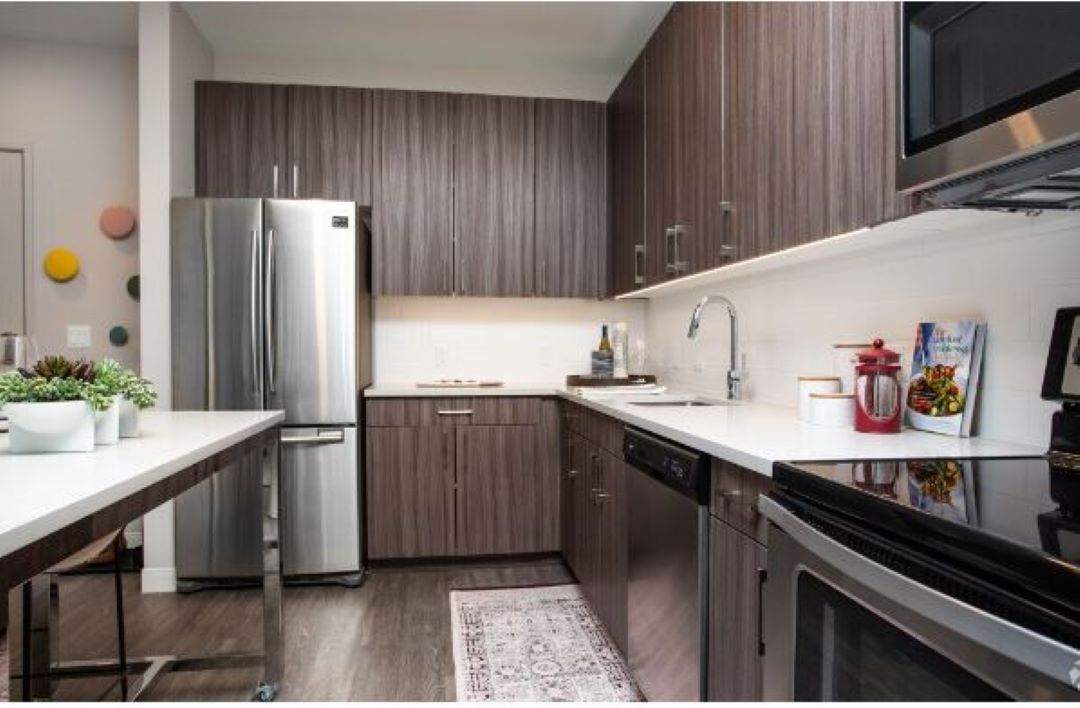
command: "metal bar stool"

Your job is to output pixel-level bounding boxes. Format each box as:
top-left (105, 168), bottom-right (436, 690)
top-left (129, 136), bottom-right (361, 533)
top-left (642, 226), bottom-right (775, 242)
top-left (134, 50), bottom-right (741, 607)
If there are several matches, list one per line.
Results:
top-left (12, 530), bottom-right (128, 701)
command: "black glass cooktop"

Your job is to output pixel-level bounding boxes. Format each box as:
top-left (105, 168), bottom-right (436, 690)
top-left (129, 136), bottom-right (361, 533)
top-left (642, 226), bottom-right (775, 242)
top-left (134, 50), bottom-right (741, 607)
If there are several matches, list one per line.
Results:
top-left (773, 455), bottom-right (1080, 627)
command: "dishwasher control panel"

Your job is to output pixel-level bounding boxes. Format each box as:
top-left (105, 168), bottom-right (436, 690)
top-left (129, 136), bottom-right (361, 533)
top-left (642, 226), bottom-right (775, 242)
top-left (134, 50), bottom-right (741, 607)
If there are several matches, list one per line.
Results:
top-left (623, 427), bottom-right (709, 503)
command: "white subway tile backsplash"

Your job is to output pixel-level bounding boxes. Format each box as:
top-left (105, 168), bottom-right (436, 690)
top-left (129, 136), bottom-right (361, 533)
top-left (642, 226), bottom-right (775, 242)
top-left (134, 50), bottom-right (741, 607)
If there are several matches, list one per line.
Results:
top-left (644, 210), bottom-right (1080, 447)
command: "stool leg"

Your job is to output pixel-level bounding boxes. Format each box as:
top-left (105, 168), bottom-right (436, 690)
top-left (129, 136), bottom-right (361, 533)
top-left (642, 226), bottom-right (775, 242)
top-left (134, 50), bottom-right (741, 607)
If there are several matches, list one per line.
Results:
top-left (113, 537), bottom-right (128, 701)
top-left (17, 576), bottom-right (55, 699)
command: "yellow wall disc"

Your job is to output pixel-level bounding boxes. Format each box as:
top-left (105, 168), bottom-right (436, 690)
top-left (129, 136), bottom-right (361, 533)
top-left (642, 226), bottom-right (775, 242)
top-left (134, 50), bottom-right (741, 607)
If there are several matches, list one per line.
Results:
top-left (43, 248), bottom-right (79, 282)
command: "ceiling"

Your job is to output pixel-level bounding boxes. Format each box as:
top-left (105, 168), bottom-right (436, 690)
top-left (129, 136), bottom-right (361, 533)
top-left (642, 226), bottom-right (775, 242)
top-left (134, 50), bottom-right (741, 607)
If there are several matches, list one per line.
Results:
top-left (0, 2), bottom-right (138, 48)
top-left (185, 2), bottom-right (667, 95)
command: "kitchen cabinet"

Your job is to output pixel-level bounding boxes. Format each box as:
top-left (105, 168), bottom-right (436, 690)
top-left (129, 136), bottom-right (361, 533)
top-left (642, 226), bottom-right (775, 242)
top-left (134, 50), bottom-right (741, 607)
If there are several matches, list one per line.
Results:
top-left (724, 1), bottom-right (830, 258)
top-left (371, 90), bottom-right (455, 296)
top-left (195, 81), bottom-right (288, 198)
top-left (535, 99), bottom-right (607, 298)
top-left (608, 54), bottom-right (646, 296)
top-left (365, 397), bottom-right (558, 560)
top-left (454, 94), bottom-right (536, 297)
top-left (287, 85), bottom-right (372, 203)
top-left (644, 3), bottom-right (730, 284)
top-left (560, 403), bottom-right (628, 653)
top-left (366, 425), bottom-right (456, 559)
top-left (707, 516), bottom-right (767, 701)
top-left (827, 1), bottom-right (914, 233)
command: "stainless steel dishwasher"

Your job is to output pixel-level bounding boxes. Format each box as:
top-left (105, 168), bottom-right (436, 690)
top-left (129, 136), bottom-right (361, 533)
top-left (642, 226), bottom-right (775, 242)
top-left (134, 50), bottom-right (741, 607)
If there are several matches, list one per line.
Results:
top-left (623, 427), bottom-right (710, 701)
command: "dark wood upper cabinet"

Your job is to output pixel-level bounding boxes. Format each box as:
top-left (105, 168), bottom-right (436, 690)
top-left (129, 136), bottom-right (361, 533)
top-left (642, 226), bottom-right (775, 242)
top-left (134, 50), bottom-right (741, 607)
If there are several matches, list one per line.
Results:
top-left (371, 90), bottom-right (454, 296)
top-left (645, 3), bottom-right (729, 284)
top-left (454, 94), bottom-right (536, 297)
top-left (195, 81), bottom-right (288, 198)
top-left (827, 2), bottom-right (914, 234)
top-left (286, 85), bottom-right (372, 203)
top-left (608, 54), bottom-right (646, 296)
top-left (534, 99), bottom-right (607, 298)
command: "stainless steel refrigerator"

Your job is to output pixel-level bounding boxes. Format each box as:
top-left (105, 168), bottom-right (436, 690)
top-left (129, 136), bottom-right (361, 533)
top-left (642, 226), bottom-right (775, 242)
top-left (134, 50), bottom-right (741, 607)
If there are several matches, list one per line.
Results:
top-left (170, 198), bottom-right (371, 587)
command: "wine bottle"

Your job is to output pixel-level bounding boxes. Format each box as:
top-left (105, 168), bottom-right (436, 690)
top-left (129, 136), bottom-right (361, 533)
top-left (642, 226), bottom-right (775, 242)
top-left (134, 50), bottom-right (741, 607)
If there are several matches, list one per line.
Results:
top-left (599, 325), bottom-right (612, 353)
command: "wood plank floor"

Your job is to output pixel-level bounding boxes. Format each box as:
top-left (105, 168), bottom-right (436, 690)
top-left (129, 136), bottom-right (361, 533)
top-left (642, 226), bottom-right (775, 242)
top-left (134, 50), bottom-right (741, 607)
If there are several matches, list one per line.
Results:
top-left (6, 557), bottom-right (573, 701)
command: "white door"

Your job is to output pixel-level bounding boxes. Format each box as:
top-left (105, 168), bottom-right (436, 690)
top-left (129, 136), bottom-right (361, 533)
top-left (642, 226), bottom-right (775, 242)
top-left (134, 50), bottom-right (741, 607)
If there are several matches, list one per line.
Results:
top-left (0, 149), bottom-right (25, 333)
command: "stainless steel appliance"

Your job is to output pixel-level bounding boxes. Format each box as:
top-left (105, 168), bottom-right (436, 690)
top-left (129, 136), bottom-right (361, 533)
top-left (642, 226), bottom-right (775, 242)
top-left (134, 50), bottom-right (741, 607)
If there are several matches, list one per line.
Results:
top-left (623, 427), bottom-right (709, 701)
top-left (171, 198), bottom-right (371, 586)
top-left (761, 455), bottom-right (1080, 700)
top-left (897, 2), bottom-right (1080, 209)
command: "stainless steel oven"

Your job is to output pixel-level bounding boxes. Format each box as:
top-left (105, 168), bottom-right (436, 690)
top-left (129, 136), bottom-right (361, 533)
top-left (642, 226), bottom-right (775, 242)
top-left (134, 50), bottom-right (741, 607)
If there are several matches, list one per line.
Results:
top-left (898, 2), bottom-right (1080, 209)
top-left (760, 457), bottom-right (1080, 701)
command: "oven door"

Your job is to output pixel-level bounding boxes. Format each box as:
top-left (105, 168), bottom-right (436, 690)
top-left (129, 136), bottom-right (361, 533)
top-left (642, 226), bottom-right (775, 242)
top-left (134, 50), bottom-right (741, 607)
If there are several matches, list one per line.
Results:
top-left (760, 496), bottom-right (1080, 701)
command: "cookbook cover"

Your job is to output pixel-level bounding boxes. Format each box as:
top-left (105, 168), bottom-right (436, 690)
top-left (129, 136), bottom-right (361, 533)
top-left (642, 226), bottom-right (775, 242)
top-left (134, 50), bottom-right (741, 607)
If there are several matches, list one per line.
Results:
top-left (906, 321), bottom-right (986, 437)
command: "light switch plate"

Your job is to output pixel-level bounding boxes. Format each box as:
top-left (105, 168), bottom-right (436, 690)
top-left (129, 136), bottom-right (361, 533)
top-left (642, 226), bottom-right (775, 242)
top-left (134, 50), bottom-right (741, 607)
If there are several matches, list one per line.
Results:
top-left (67, 325), bottom-right (91, 349)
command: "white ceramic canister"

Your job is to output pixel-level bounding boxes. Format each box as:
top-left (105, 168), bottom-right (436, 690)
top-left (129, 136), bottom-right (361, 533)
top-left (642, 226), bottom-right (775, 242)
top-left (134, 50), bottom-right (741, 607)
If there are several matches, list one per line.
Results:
top-left (798, 377), bottom-right (841, 422)
top-left (119, 397), bottom-right (140, 438)
top-left (94, 396), bottom-right (121, 445)
top-left (4, 400), bottom-right (95, 453)
top-left (810, 392), bottom-right (856, 428)
top-left (832, 343), bottom-right (872, 393)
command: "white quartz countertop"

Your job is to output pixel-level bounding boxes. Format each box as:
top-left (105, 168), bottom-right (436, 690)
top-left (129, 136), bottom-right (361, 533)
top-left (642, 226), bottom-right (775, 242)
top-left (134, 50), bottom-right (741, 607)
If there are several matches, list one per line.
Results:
top-left (0, 410), bottom-right (284, 560)
top-left (365, 383), bottom-right (562, 398)
top-left (558, 392), bottom-right (1044, 476)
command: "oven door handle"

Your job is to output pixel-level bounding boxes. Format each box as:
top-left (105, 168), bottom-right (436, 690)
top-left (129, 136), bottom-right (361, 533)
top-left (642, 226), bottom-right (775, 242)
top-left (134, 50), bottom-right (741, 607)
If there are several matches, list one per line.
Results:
top-left (759, 495), bottom-right (1080, 695)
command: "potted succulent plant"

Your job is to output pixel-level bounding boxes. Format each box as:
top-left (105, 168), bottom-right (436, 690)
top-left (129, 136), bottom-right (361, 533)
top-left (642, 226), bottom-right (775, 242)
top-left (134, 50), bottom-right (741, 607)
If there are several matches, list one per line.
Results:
top-left (0, 356), bottom-right (113, 453)
top-left (95, 358), bottom-right (157, 438)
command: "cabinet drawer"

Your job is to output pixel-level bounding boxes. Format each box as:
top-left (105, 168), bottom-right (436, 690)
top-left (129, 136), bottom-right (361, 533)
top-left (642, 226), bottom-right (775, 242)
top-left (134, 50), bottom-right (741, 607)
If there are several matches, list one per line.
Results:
top-left (710, 459), bottom-right (773, 546)
top-left (560, 400), bottom-right (625, 460)
top-left (367, 396), bottom-right (542, 427)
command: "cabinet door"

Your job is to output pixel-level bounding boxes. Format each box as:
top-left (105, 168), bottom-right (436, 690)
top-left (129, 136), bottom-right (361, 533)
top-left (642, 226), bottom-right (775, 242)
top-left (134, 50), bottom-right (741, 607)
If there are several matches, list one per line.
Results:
top-left (455, 424), bottom-right (557, 555)
top-left (371, 90), bottom-right (454, 295)
top-left (195, 81), bottom-right (287, 198)
top-left (726, 2), bottom-right (829, 258)
top-left (707, 518), bottom-right (767, 701)
top-left (287, 85), bottom-right (372, 203)
top-left (827, 2), bottom-right (914, 233)
top-left (561, 432), bottom-right (585, 575)
top-left (644, 7), bottom-right (681, 284)
top-left (608, 53), bottom-right (647, 295)
top-left (454, 94), bottom-right (536, 296)
top-left (596, 450), bottom-right (629, 654)
top-left (535, 99), bottom-right (606, 298)
top-left (366, 426), bottom-right (455, 559)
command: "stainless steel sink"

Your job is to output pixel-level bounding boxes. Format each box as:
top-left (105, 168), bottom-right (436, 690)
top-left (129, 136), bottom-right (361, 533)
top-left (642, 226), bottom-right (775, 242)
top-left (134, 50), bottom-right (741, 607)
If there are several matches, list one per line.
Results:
top-left (628, 399), bottom-right (724, 408)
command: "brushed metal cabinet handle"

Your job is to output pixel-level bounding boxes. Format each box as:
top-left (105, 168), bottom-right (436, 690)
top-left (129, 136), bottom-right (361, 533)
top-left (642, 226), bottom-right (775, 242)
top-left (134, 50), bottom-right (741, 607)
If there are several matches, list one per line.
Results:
top-left (664, 226), bottom-right (676, 273)
top-left (292, 164), bottom-right (299, 199)
top-left (633, 244), bottom-right (646, 285)
top-left (718, 202), bottom-right (736, 259)
top-left (671, 224), bottom-right (690, 273)
top-left (272, 165), bottom-right (279, 199)
top-left (436, 409), bottom-right (474, 416)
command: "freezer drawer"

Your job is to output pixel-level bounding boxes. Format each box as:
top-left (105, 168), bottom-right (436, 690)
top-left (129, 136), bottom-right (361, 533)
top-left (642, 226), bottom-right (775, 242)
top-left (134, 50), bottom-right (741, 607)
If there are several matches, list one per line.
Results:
top-left (175, 449), bottom-right (264, 579)
top-left (281, 426), bottom-right (361, 576)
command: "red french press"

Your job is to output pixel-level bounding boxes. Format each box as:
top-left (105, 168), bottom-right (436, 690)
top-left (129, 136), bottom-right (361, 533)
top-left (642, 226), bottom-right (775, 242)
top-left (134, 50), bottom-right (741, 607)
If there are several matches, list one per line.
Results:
top-left (854, 339), bottom-right (902, 434)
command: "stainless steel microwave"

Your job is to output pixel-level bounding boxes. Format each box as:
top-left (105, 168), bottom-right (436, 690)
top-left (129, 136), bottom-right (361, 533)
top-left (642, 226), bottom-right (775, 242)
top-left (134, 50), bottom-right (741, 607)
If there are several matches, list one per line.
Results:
top-left (897, 2), bottom-right (1080, 210)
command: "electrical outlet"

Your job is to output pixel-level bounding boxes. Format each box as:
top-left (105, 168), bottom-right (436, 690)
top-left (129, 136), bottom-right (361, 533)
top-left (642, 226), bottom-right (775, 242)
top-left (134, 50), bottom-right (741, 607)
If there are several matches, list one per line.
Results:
top-left (66, 325), bottom-right (91, 349)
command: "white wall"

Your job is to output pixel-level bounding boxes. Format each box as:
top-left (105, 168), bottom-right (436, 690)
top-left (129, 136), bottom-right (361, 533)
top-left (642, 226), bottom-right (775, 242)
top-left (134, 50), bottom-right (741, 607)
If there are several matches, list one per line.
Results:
top-left (0, 38), bottom-right (139, 368)
top-left (644, 210), bottom-right (1080, 448)
top-left (374, 297), bottom-right (646, 384)
top-left (138, 2), bottom-right (213, 594)
top-left (214, 52), bottom-right (613, 101)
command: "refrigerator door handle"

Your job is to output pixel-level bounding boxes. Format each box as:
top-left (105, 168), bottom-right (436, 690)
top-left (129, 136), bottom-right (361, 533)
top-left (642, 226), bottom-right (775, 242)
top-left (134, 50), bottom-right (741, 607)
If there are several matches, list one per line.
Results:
top-left (249, 229), bottom-right (260, 394)
top-left (265, 227), bottom-right (277, 395)
top-left (281, 429), bottom-right (346, 445)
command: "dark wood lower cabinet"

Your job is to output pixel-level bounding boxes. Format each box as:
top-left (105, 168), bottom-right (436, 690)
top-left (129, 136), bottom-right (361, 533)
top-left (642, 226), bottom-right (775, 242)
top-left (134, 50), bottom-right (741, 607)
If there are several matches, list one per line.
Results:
top-left (707, 516), bottom-right (768, 701)
top-left (366, 426), bottom-right (455, 559)
top-left (365, 397), bottom-right (559, 561)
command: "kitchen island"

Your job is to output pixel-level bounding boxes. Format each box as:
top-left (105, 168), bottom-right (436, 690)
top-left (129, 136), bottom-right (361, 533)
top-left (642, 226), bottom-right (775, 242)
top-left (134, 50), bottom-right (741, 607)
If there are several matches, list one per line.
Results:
top-left (0, 410), bottom-right (284, 701)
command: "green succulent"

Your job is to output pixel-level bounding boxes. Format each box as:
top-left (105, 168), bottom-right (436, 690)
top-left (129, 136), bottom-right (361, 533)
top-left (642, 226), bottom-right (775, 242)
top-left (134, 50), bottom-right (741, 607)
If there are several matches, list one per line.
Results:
top-left (95, 358), bottom-right (158, 410)
top-left (0, 370), bottom-right (113, 411)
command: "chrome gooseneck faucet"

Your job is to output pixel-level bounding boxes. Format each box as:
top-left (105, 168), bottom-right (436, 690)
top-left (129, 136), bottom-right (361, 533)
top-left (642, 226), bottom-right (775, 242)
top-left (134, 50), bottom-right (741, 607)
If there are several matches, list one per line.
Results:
top-left (688, 294), bottom-right (746, 401)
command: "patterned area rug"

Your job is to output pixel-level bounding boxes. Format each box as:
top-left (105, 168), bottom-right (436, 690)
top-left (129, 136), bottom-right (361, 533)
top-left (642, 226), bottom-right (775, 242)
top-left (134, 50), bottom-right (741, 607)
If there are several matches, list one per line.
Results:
top-left (1, 631), bottom-right (8, 701)
top-left (450, 584), bottom-right (640, 702)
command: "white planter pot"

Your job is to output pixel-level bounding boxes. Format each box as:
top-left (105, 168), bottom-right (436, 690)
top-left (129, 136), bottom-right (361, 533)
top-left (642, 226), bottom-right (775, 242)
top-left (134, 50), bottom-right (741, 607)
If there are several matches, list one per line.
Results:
top-left (94, 396), bottom-right (121, 446)
top-left (4, 400), bottom-right (95, 453)
top-left (119, 397), bottom-right (140, 438)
